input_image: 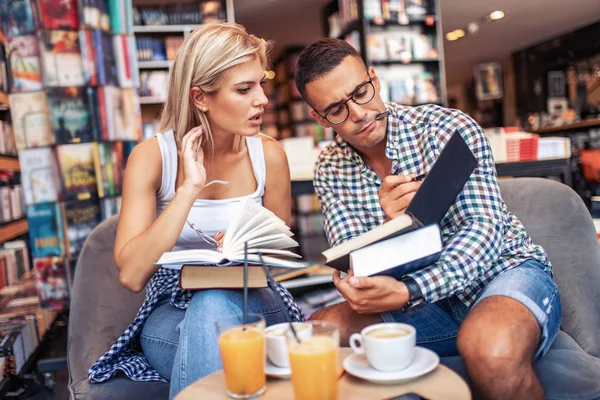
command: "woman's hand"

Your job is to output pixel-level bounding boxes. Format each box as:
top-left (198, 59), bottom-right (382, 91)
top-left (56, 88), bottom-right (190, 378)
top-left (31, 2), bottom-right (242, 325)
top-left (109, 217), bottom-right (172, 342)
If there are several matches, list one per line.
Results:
top-left (179, 126), bottom-right (207, 194)
top-left (214, 231), bottom-right (225, 251)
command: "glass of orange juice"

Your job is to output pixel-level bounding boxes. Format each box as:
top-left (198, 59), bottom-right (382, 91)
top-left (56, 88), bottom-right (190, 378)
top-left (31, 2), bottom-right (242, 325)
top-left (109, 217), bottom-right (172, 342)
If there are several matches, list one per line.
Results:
top-left (216, 314), bottom-right (266, 399)
top-left (286, 321), bottom-right (340, 400)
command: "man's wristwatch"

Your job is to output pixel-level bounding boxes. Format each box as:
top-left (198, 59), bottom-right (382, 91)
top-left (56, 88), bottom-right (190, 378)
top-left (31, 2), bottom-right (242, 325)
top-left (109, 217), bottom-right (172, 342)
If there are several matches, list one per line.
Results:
top-left (400, 277), bottom-right (425, 313)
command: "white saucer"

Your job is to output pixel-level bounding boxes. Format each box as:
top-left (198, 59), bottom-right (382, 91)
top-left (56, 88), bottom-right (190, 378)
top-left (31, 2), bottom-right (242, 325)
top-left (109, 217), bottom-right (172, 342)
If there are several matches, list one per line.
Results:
top-left (265, 360), bottom-right (291, 379)
top-left (343, 347), bottom-right (439, 384)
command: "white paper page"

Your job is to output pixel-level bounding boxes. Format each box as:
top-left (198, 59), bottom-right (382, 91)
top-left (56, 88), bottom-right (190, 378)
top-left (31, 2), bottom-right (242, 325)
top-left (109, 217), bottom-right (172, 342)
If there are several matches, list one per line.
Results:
top-left (236, 220), bottom-right (293, 245)
top-left (228, 202), bottom-right (287, 247)
top-left (223, 200), bottom-right (266, 248)
top-left (226, 234), bottom-right (298, 256)
top-left (227, 208), bottom-right (270, 246)
top-left (155, 249), bottom-right (223, 265)
top-left (231, 248), bottom-right (302, 259)
top-left (243, 254), bottom-right (306, 269)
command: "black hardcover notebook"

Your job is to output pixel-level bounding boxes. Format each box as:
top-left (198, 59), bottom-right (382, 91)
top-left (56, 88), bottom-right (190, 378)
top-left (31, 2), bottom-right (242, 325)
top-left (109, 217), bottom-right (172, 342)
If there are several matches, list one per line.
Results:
top-left (322, 132), bottom-right (478, 272)
top-left (405, 131), bottom-right (479, 226)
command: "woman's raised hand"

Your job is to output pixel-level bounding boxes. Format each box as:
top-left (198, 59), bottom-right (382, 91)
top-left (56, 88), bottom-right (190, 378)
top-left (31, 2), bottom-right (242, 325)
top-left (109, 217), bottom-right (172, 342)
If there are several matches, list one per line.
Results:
top-left (180, 126), bottom-right (207, 194)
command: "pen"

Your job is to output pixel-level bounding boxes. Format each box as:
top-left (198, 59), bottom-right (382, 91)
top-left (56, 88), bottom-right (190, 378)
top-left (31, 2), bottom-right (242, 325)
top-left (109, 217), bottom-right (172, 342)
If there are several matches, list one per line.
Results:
top-left (412, 173), bottom-right (427, 182)
top-left (392, 173), bottom-right (427, 189)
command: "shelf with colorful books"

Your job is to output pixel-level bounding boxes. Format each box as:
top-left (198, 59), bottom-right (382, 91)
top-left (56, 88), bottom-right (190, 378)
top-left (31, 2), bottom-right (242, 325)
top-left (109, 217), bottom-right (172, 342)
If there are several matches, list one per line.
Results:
top-left (132, 0), bottom-right (234, 128)
top-left (324, 0), bottom-right (447, 108)
top-left (0, 0), bottom-right (142, 319)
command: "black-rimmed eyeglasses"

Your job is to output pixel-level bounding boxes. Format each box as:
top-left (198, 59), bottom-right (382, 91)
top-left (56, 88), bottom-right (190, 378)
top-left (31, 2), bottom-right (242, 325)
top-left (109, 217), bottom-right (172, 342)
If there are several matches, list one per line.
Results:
top-left (314, 77), bottom-right (376, 125)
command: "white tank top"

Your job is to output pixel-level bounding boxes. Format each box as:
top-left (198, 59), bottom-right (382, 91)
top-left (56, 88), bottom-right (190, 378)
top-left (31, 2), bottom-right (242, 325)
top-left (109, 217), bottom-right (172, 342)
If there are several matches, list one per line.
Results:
top-left (155, 130), bottom-right (266, 251)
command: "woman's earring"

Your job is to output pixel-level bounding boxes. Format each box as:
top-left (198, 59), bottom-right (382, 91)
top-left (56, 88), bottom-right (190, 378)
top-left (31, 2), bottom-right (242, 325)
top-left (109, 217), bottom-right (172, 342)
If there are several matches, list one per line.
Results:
top-left (203, 107), bottom-right (208, 112)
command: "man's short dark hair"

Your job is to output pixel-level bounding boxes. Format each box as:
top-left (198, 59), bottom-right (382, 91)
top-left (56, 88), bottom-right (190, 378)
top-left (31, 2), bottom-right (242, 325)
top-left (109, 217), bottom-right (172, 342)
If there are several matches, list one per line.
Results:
top-left (294, 38), bottom-right (364, 100)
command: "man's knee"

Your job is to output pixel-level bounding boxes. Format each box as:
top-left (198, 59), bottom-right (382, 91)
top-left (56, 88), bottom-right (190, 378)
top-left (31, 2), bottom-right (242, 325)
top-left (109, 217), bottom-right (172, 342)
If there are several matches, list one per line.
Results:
top-left (457, 297), bottom-right (540, 377)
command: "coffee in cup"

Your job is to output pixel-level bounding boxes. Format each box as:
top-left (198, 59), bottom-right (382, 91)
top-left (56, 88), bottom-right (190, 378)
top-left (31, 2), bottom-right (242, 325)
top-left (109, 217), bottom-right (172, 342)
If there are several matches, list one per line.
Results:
top-left (366, 326), bottom-right (411, 339)
top-left (349, 323), bottom-right (416, 371)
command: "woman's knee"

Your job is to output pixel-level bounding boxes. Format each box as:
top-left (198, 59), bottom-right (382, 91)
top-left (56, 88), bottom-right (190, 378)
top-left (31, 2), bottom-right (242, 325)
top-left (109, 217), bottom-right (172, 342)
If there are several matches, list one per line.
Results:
top-left (187, 289), bottom-right (242, 317)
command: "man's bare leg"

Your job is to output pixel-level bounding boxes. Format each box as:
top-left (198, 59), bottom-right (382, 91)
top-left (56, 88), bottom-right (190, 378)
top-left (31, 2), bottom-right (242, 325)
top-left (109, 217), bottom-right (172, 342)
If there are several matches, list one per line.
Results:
top-left (309, 301), bottom-right (383, 346)
top-left (457, 296), bottom-right (543, 400)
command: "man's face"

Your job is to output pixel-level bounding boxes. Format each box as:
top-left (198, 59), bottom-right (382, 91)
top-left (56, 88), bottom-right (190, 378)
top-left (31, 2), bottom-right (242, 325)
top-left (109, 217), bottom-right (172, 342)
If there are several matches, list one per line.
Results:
top-left (305, 55), bottom-right (387, 151)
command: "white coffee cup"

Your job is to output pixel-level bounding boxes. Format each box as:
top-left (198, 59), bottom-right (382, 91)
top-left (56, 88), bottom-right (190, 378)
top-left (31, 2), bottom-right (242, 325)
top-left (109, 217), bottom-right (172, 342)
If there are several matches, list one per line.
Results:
top-left (349, 323), bottom-right (416, 372)
top-left (265, 322), bottom-right (312, 368)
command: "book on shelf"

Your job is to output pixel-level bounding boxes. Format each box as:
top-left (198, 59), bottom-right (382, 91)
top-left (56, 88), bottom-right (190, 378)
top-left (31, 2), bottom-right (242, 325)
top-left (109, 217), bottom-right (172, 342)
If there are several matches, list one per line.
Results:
top-left (61, 196), bottom-right (101, 256)
top-left (0, 0), bottom-right (39, 37)
top-left (9, 91), bottom-right (53, 150)
top-left (322, 131), bottom-right (478, 277)
top-left (18, 147), bottom-right (60, 204)
top-left (6, 34), bottom-right (43, 93)
top-left (39, 30), bottom-right (85, 87)
top-left (92, 29), bottom-right (118, 87)
top-left (26, 202), bottom-right (64, 257)
top-left (47, 86), bottom-right (99, 144)
top-left (37, 0), bottom-right (79, 30)
top-left (33, 256), bottom-right (69, 311)
top-left (54, 142), bottom-right (97, 201)
top-left (157, 200), bottom-right (305, 289)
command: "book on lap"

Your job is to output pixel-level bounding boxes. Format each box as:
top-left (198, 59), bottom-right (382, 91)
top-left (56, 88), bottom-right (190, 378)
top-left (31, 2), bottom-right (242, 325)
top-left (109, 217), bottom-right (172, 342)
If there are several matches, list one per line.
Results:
top-left (179, 266), bottom-right (268, 290)
top-left (322, 132), bottom-right (477, 278)
top-left (155, 199), bottom-right (305, 289)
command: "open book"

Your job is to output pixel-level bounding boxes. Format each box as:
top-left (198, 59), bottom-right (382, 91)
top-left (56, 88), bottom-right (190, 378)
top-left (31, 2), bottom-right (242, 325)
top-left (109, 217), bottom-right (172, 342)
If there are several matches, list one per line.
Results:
top-left (156, 199), bottom-right (305, 270)
top-left (323, 131), bottom-right (478, 275)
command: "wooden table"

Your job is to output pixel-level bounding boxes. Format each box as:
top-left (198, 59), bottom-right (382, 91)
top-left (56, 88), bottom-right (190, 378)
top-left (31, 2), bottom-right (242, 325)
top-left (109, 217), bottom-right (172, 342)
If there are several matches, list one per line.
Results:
top-left (175, 348), bottom-right (471, 400)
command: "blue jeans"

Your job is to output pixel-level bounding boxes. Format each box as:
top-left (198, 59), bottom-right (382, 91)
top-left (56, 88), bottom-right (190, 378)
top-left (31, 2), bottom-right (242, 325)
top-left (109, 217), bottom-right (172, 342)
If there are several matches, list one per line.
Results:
top-left (140, 288), bottom-right (289, 399)
top-left (381, 259), bottom-right (562, 359)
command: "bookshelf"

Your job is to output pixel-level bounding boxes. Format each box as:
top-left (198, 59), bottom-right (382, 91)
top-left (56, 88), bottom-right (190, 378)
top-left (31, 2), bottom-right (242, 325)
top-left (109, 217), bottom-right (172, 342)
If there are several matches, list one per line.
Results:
top-left (528, 118), bottom-right (600, 134)
top-left (323, 0), bottom-right (447, 107)
top-left (271, 47), bottom-right (335, 143)
top-left (0, 156), bottom-right (19, 171)
top-left (132, 0), bottom-right (236, 126)
top-left (0, 218), bottom-right (28, 243)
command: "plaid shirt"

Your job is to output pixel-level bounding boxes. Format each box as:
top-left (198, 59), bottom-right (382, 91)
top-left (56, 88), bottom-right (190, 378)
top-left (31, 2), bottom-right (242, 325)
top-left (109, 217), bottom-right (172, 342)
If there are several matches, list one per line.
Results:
top-left (314, 103), bottom-right (551, 306)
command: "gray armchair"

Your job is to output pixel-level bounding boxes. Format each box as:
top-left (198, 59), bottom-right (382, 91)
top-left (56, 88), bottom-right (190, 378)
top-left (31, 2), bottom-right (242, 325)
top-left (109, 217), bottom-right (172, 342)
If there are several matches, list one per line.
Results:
top-left (67, 178), bottom-right (600, 399)
top-left (67, 215), bottom-right (169, 399)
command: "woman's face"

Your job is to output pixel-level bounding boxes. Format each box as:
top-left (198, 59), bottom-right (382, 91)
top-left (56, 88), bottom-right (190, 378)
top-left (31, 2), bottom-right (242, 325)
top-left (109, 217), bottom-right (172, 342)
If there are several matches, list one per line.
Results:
top-left (204, 57), bottom-right (268, 138)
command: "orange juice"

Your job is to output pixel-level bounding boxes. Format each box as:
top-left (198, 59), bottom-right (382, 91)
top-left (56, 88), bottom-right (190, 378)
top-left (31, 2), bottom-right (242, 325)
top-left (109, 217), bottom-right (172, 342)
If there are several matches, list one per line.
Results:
top-left (288, 336), bottom-right (339, 400)
top-left (218, 326), bottom-right (266, 397)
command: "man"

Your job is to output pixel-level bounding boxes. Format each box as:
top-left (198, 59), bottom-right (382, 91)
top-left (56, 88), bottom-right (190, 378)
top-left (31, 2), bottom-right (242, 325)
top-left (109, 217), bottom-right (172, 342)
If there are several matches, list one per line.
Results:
top-left (294, 38), bottom-right (561, 400)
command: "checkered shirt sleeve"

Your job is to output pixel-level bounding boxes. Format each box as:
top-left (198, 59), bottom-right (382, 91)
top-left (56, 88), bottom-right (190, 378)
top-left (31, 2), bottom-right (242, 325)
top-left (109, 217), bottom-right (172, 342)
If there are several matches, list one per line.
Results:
top-left (406, 113), bottom-right (505, 303)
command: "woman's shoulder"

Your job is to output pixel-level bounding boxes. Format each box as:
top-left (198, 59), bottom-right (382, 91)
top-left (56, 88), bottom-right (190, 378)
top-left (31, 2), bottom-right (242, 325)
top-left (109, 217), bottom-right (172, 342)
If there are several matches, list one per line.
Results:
top-left (257, 133), bottom-right (288, 166)
top-left (125, 137), bottom-right (163, 188)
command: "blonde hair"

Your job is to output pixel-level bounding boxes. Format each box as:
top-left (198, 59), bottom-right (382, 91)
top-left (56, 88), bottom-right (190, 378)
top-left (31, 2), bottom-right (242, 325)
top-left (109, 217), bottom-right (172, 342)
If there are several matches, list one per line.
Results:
top-left (159, 22), bottom-right (271, 151)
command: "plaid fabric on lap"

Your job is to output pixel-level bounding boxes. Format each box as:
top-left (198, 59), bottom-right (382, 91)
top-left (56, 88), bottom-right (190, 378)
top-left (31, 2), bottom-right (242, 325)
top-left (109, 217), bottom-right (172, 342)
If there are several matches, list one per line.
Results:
top-left (89, 268), bottom-right (303, 383)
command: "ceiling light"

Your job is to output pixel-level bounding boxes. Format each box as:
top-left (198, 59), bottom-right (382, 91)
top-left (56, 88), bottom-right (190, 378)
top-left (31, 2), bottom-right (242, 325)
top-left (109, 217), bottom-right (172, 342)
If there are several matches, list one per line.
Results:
top-left (467, 22), bottom-right (480, 35)
top-left (265, 70), bottom-right (276, 80)
top-left (446, 29), bottom-right (465, 41)
top-left (489, 11), bottom-right (505, 21)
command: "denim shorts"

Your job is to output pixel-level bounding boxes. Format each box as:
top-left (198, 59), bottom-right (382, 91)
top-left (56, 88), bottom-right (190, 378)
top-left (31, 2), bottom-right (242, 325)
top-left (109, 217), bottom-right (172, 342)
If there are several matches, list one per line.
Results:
top-left (380, 259), bottom-right (562, 360)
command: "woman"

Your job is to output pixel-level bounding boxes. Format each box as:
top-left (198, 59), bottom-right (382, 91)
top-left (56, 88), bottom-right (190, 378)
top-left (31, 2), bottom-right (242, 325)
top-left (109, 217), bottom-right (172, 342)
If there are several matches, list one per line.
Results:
top-left (88, 22), bottom-right (303, 398)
